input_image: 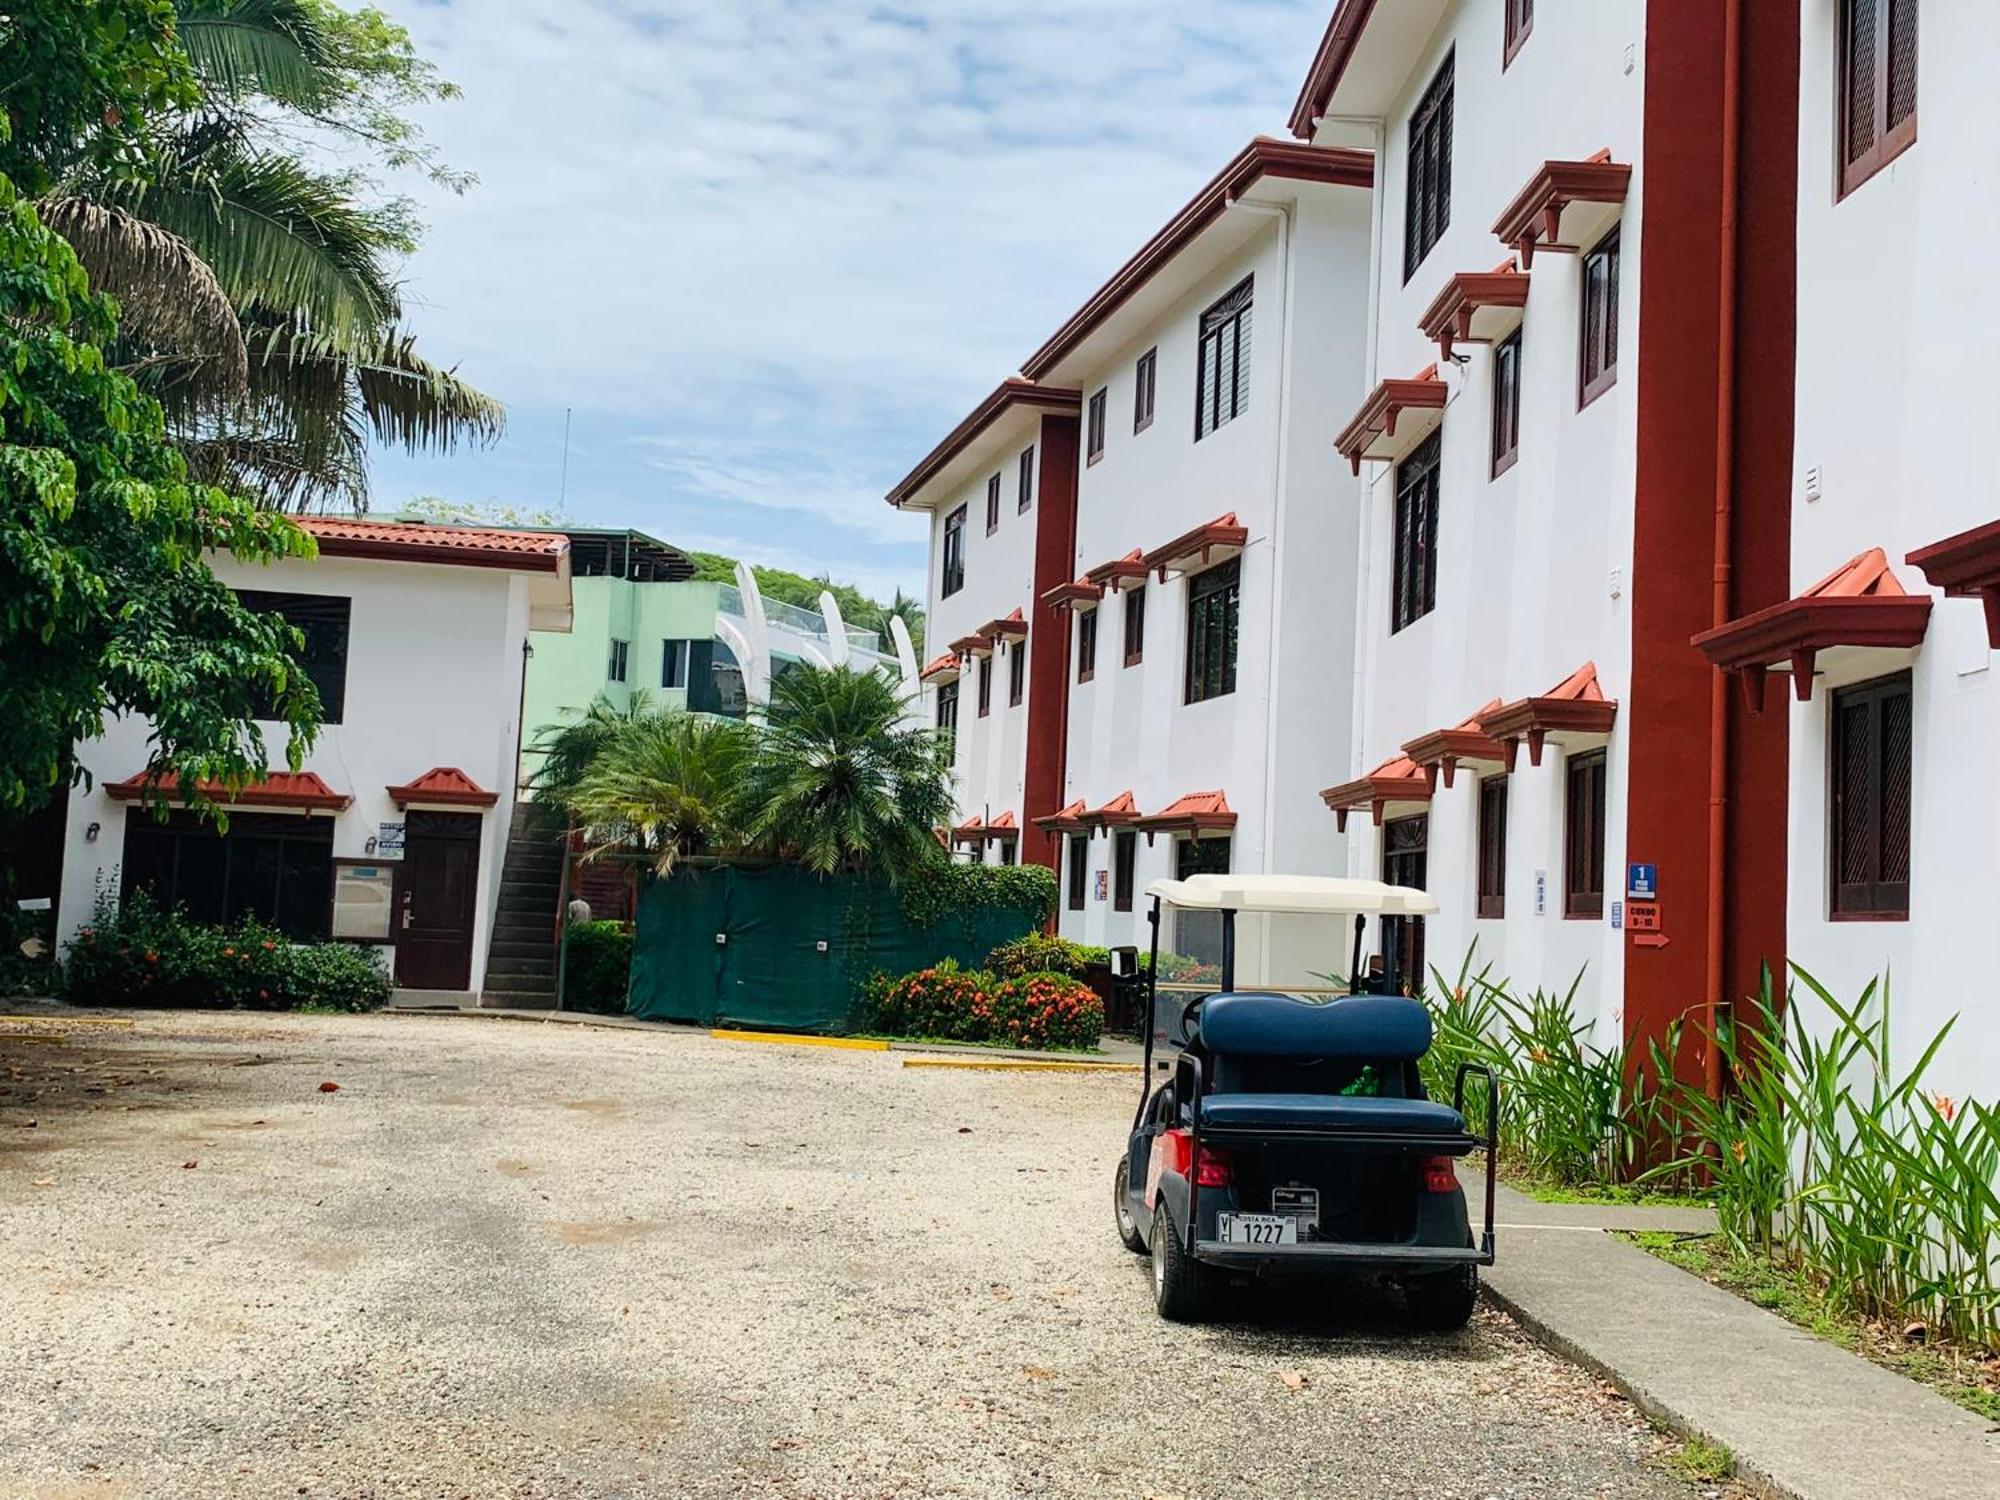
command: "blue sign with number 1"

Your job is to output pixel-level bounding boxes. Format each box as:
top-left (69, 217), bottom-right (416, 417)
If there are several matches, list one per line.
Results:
top-left (1627, 862), bottom-right (1658, 900)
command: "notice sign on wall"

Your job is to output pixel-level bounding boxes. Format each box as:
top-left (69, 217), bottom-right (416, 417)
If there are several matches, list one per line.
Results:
top-left (1627, 862), bottom-right (1658, 899)
top-left (1094, 870), bottom-right (1109, 902)
top-left (375, 821), bottom-right (406, 861)
top-left (1626, 901), bottom-right (1662, 933)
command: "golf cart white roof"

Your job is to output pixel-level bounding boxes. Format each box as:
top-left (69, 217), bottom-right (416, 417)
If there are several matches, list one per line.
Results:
top-left (1145, 874), bottom-right (1440, 917)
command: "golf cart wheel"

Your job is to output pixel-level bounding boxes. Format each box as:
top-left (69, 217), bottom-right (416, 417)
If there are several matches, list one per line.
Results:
top-left (1113, 1159), bottom-right (1147, 1253)
top-left (1405, 1264), bottom-right (1478, 1331)
top-left (1150, 1202), bottom-right (1210, 1323)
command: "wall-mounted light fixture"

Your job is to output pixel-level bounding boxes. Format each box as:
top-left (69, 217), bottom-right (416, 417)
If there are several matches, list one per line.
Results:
top-left (84, 821), bottom-right (101, 843)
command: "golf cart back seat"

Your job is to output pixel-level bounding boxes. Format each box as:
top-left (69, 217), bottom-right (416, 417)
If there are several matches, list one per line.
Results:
top-left (1190, 993), bottom-right (1468, 1141)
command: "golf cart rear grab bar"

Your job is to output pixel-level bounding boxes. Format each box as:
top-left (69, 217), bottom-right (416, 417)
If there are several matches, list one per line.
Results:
top-left (1452, 1062), bottom-right (1500, 1259)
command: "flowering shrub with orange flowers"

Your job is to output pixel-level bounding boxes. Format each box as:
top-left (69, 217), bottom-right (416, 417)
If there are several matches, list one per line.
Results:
top-left (857, 960), bottom-right (1102, 1051)
top-left (61, 892), bottom-right (389, 1012)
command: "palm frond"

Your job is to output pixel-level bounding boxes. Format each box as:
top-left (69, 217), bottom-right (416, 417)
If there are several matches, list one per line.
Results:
top-left (350, 330), bottom-right (506, 451)
top-left (40, 197), bottom-right (249, 396)
top-left (176, 0), bottom-right (337, 111)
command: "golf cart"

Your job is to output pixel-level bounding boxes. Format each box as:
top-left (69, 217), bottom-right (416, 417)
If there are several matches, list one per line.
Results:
top-left (1112, 874), bottom-right (1498, 1325)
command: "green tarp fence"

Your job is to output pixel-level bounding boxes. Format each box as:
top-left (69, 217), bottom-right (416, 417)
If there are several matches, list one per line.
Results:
top-left (628, 865), bottom-right (1043, 1033)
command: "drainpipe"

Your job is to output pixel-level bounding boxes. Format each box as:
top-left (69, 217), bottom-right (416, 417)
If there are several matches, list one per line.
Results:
top-left (1703, 0), bottom-right (1743, 1100)
top-left (1347, 115), bottom-right (1387, 878)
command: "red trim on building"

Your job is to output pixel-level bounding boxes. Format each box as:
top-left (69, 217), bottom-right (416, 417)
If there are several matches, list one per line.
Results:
top-left (300, 516), bottom-right (566, 573)
top-left (884, 380), bottom-right (1081, 509)
top-left (1022, 414), bottom-right (1081, 872)
top-left (386, 767), bottom-right (498, 808)
top-left (1039, 577), bottom-right (1103, 611)
top-left (1286, 0), bottom-right (1379, 139)
top-left (1080, 790), bottom-right (1141, 835)
top-left (1085, 549), bottom-right (1150, 594)
top-left (1908, 518), bottom-right (2000, 648)
top-left (1142, 514), bottom-right (1249, 582)
top-left (1416, 262), bottom-right (1530, 359)
top-left (1333, 366), bottom-right (1447, 475)
top-left (1691, 548), bottom-right (1932, 707)
top-left (1318, 756), bottom-right (1431, 834)
top-left (948, 632), bottom-right (993, 658)
top-left (919, 652), bottom-right (962, 684)
top-left (1490, 155), bottom-right (1632, 267)
top-left (1133, 790), bottom-right (1236, 842)
top-left (1020, 138), bottom-right (1373, 380)
top-left (1478, 664), bottom-right (1618, 770)
top-left (977, 607), bottom-right (1030, 641)
top-left (1401, 701), bottom-right (1506, 790)
top-left (1031, 798), bottom-right (1088, 835)
top-left (105, 769), bottom-right (351, 813)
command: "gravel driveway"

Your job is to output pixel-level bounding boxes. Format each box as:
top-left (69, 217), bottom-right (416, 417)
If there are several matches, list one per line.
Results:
top-left (2, 1011), bottom-right (1699, 1498)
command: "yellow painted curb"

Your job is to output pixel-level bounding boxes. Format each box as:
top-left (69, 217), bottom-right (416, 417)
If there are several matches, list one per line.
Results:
top-left (0, 1015), bottom-right (134, 1028)
top-left (901, 1057), bottom-right (1140, 1073)
top-left (709, 1029), bottom-right (890, 1052)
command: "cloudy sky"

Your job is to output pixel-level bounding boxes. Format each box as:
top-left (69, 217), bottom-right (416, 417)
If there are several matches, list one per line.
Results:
top-left (366, 0), bottom-right (1331, 601)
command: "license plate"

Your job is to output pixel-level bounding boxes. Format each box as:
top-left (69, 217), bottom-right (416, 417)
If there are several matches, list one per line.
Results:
top-left (1218, 1213), bottom-right (1298, 1246)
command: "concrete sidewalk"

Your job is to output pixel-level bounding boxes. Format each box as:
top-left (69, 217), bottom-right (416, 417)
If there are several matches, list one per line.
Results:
top-left (1476, 1175), bottom-right (2000, 1500)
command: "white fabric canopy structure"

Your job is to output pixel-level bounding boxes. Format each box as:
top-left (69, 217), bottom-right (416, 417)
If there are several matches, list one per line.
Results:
top-left (1144, 873), bottom-right (1439, 917)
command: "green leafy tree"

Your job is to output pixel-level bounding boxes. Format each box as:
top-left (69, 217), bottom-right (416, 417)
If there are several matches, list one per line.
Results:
top-left (528, 692), bottom-right (654, 808)
top-left (565, 711), bottom-right (755, 874)
top-left (0, 170), bottom-right (321, 814)
top-left (741, 664), bottom-right (951, 880)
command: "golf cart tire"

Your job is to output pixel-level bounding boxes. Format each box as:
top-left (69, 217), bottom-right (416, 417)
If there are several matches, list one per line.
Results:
top-left (1405, 1264), bottom-right (1478, 1331)
top-left (1151, 1202), bottom-right (1210, 1323)
top-left (1113, 1158), bottom-right (1147, 1253)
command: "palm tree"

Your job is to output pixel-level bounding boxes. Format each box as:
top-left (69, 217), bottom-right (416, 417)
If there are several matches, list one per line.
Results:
top-left (741, 664), bottom-right (952, 880)
top-left (566, 712), bottom-right (756, 875)
top-left (41, 0), bottom-right (502, 511)
top-left (879, 588), bottom-right (926, 656)
top-left (528, 693), bottom-right (655, 809)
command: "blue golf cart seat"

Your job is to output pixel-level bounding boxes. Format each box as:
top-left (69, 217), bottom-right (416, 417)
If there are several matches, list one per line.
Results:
top-left (1188, 992), bottom-right (1468, 1139)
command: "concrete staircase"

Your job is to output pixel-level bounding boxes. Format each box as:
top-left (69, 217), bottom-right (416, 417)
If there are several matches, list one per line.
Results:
top-left (482, 800), bottom-right (565, 1009)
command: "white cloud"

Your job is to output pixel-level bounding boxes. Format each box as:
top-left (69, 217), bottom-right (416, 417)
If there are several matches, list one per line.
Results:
top-left (367, 0), bottom-right (1330, 596)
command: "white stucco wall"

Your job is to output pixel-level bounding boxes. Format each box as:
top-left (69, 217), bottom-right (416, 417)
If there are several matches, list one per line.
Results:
top-left (1335, 0), bottom-right (1644, 1034)
top-left (1785, 0), bottom-right (2000, 1097)
top-left (58, 553), bottom-right (536, 998)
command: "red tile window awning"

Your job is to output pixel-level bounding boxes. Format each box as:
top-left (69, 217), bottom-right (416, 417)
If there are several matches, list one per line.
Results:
top-left (105, 769), bottom-right (351, 813)
top-left (919, 652), bottom-right (962, 685)
top-left (1479, 663), bottom-right (1619, 768)
top-left (953, 812), bottom-right (1018, 845)
top-left (950, 814), bottom-right (987, 845)
top-left (1417, 260), bottom-right (1530, 360)
top-left (1031, 799), bottom-right (1088, 835)
top-left (1085, 548), bottom-right (1151, 594)
top-left (1692, 548), bottom-right (1933, 708)
top-left (1401, 701), bottom-right (1507, 790)
top-left (1080, 790), bottom-right (1141, 836)
top-left (387, 767), bottom-right (498, 808)
top-left (1133, 789), bottom-right (1237, 841)
top-left (1334, 366), bottom-right (1447, 475)
top-left (1490, 153), bottom-right (1632, 267)
top-left (1039, 576), bottom-right (1103, 613)
top-left (1907, 518), bottom-right (2000, 648)
top-left (948, 632), bottom-right (995, 659)
top-left (1318, 755), bottom-right (1432, 833)
top-left (1142, 513), bottom-right (1250, 582)
top-left (977, 608), bottom-right (1030, 642)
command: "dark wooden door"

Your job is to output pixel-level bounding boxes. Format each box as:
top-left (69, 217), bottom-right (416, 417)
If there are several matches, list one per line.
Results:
top-left (394, 812), bottom-right (482, 990)
top-left (1381, 814), bottom-right (1429, 997)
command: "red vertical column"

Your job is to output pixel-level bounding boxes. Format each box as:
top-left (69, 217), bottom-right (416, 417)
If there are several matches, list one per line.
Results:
top-left (1022, 414), bottom-right (1079, 871)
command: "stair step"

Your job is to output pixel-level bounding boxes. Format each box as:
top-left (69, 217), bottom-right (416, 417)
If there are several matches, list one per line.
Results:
top-left (484, 992), bottom-right (559, 1012)
top-left (489, 938), bottom-right (555, 960)
top-left (489, 972), bottom-right (554, 994)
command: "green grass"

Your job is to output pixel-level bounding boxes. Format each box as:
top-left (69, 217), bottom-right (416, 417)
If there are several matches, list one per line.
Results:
top-left (1622, 1231), bottom-right (2000, 1424)
top-left (1500, 1163), bottom-right (1714, 1210)
top-left (1659, 1434), bottom-right (1734, 1484)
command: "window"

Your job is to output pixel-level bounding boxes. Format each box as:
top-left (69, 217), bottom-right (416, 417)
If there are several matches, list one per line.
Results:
top-left (1404, 53), bottom-right (1454, 281)
top-left (1017, 446), bottom-right (1035, 512)
top-left (1839, 0), bottom-right (1918, 198)
top-left (1564, 750), bottom-right (1607, 919)
top-left (985, 472), bottom-right (1001, 535)
top-left (1195, 277), bottom-right (1253, 440)
top-left (1134, 347), bottom-right (1157, 433)
top-left (1477, 776), bottom-right (1508, 918)
top-left (935, 680), bottom-right (958, 761)
top-left (607, 638), bottom-right (629, 683)
top-left (1579, 227), bottom-right (1621, 407)
top-left (237, 591), bottom-right (350, 724)
top-left (1076, 608), bottom-right (1098, 684)
top-left (1123, 587), bottom-right (1146, 667)
top-left (661, 639), bottom-right (690, 690)
top-left (1391, 431), bottom-right (1442, 633)
top-left (976, 656), bottom-right (992, 718)
top-left (1381, 815), bottom-right (1429, 994)
top-left (1831, 672), bottom-right (1912, 918)
top-left (1184, 558), bottom-right (1240, 705)
top-left (1173, 836), bottom-right (1232, 967)
top-left (1008, 639), bottom-right (1026, 707)
top-left (122, 811), bottom-right (334, 940)
top-left (941, 506), bottom-right (966, 598)
top-left (1503, 0), bottom-right (1533, 67)
top-left (1087, 388), bottom-right (1107, 464)
top-left (1067, 833), bottom-right (1089, 912)
top-left (1491, 328), bottom-right (1522, 477)
top-left (1113, 830), bottom-right (1137, 913)
top-left (996, 838), bottom-right (1017, 867)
